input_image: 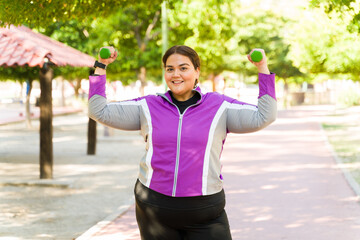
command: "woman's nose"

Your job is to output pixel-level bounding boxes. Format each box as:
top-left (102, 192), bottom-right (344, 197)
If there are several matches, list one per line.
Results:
top-left (173, 68), bottom-right (180, 76)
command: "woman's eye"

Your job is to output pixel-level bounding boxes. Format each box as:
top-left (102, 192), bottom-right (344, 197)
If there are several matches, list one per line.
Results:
top-left (180, 67), bottom-right (187, 71)
top-left (166, 68), bottom-right (173, 72)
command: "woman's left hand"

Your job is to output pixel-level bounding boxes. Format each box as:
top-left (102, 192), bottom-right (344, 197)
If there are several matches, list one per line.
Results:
top-left (247, 49), bottom-right (270, 74)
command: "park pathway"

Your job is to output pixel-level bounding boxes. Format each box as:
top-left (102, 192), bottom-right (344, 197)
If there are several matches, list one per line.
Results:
top-left (77, 105), bottom-right (360, 240)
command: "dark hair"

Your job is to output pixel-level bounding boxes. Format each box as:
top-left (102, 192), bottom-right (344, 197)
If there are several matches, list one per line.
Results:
top-left (162, 45), bottom-right (200, 70)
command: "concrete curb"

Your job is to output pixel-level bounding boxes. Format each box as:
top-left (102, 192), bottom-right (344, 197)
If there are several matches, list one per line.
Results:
top-left (320, 123), bottom-right (360, 198)
top-left (75, 197), bottom-right (135, 240)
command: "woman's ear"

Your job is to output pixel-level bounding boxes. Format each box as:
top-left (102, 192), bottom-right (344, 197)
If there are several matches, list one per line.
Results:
top-left (194, 79), bottom-right (199, 89)
top-left (196, 67), bottom-right (200, 79)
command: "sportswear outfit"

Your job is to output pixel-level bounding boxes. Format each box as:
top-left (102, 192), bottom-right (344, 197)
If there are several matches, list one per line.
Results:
top-left (88, 73), bottom-right (277, 239)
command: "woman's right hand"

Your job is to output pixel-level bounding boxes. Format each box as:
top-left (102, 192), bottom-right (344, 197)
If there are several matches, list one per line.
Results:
top-left (247, 48), bottom-right (270, 75)
top-left (98, 46), bottom-right (118, 65)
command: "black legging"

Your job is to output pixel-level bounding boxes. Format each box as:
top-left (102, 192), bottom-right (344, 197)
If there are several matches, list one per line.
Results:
top-left (134, 179), bottom-right (232, 240)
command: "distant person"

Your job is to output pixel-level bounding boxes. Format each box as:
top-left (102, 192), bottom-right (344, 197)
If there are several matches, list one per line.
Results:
top-left (88, 45), bottom-right (277, 240)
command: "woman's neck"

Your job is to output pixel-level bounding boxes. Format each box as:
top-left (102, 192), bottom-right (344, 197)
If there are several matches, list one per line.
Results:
top-left (171, 91), bottom-right (195, 102)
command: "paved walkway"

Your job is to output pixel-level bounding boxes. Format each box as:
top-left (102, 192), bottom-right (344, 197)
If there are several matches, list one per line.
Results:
top-left (1, 104), bottom-right (360, 239)
top-left (0, 103), bottom-right (82, 125)
top-left (0, 108), bottom-right (143, 239)
top-left (77, 105), bottom-right (360, 240)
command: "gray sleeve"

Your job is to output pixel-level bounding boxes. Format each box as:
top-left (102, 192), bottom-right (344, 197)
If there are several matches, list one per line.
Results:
top-left (88, 95), bottom-right (141, 130)
top-left (226, 95), bottom-right (277, 133)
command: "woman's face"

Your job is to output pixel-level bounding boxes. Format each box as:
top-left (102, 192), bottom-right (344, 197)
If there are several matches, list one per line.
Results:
top-left (164, 54), bottom-right (200, 102)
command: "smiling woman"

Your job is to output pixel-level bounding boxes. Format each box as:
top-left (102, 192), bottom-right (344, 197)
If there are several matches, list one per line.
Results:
top-left (88, 44), bottom-right (277, 240)
top-left (164, 52), bottom-right (200, 101)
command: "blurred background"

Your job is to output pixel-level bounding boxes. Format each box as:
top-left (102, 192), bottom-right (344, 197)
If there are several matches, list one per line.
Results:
top-left (1, 1), bottom-right (360, 239)
top-left (0, 0), bottom-right (359, 108)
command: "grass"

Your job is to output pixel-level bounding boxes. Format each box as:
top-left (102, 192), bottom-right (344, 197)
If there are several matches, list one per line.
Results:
top-left (322, 110), bottom-right (360, 188)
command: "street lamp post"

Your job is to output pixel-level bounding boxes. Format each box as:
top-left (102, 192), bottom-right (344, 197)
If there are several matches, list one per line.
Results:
top-left (162, 1), bottom-right (168, 91)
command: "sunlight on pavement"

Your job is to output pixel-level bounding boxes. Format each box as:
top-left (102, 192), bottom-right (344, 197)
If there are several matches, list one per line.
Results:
top-left (285, 223), bottom-right (304, 228)
top-left (253, 215), bottom-right (273, 222)
top-left (260, 185), bottom-right (279, 190)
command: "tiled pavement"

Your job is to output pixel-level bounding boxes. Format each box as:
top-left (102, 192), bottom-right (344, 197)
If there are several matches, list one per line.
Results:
top-left (76, 105), bottom-right (360, 240)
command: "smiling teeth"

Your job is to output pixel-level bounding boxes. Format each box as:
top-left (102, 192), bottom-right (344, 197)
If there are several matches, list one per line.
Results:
top-left (173, 81), bottom-right (183, 84)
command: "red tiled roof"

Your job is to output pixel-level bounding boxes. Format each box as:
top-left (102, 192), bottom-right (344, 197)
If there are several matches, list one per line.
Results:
top-left (0, 25), bottom-right (95, 68)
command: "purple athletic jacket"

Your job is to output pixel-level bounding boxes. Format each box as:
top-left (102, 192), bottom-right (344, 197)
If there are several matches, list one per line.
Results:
top-left (88, 73), bottom-right (277, 197)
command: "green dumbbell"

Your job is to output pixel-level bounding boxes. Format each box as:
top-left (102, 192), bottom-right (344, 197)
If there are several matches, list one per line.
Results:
top-left (100, 48), bottom-right (111, 59)
top-left (250, 50), bottom-right (263, 62)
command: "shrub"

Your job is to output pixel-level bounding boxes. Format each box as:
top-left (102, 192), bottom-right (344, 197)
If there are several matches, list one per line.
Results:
top-left (338, 87), bottom-right (360, 107)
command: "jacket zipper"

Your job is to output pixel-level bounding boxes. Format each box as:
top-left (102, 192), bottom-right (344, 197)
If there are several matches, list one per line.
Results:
top-left (172, 114), bottom-right (183, 196)
top-left (158, 91), bottom-right (202, 197)
top-left (172, 102), bottom-right (203, 196)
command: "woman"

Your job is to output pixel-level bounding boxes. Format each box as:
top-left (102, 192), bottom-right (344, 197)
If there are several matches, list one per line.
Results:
top-left (89, 45), bottom-right (277, 240)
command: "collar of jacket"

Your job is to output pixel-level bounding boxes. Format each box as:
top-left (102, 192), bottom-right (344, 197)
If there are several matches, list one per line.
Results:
top-left (157, 86), bottom-right (203, 104)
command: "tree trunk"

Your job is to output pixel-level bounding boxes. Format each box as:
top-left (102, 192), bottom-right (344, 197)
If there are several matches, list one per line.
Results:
top-left (87, 118), bottom-right (97, 155)
top-left (25, 79), bottom-right (33, 129)
top-left (19, 81), bottom-right (23, 99)
top-left (73, 78), bottom-right (81, 99)
top-left (209, 73), bottom-right (216, 92)
top-left (39, 65), bottom-right (53, 179)
top-left (138, 66), bottom-right (146, 96)
top-left (60, 77), bottom-right (66, 107)
top-left (283, 79), bottom-right (290, 109)
top-left (222, 77), bottom-right (227, 94)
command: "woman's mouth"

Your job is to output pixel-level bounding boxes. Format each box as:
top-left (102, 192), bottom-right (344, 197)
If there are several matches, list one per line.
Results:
top-left (172, 80), bottom-right (183, 85)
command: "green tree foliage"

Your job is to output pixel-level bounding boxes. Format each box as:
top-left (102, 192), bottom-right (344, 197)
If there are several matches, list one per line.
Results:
top-left (324, 31), bottom-right (360, 79)
top-left (168, 0), bottom-right (301, 86)
top-left (0, 66), bottom-right (39, 82)
top-left (233, 10), bottom-right (302, 82)
top-left (0, 0), bottom-right (156, 28)
top-left (39, 20), bottom-right (93, 53)
top-left (89, 3), bottom-right (165, 86)
top-left (160, 0), bottom-right (295, 85)
top-left (288, 7), bottom-right (360, 81)
top-left (0, 0), bottom-right (173, 87)
top-left (3, 0), bottom-right (358, 89)
top-left (0, 0), bottom-right (115, 82)
top-left (310, 0), bottom-right (360, 32)
top-left (35, 20), bottom-right (95, 81)
top-left (168, 0), bottom-right (235, 77)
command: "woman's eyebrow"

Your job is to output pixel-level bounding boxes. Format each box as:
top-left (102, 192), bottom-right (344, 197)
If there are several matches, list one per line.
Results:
top-left (166, 63), bottom-right (191, 68)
